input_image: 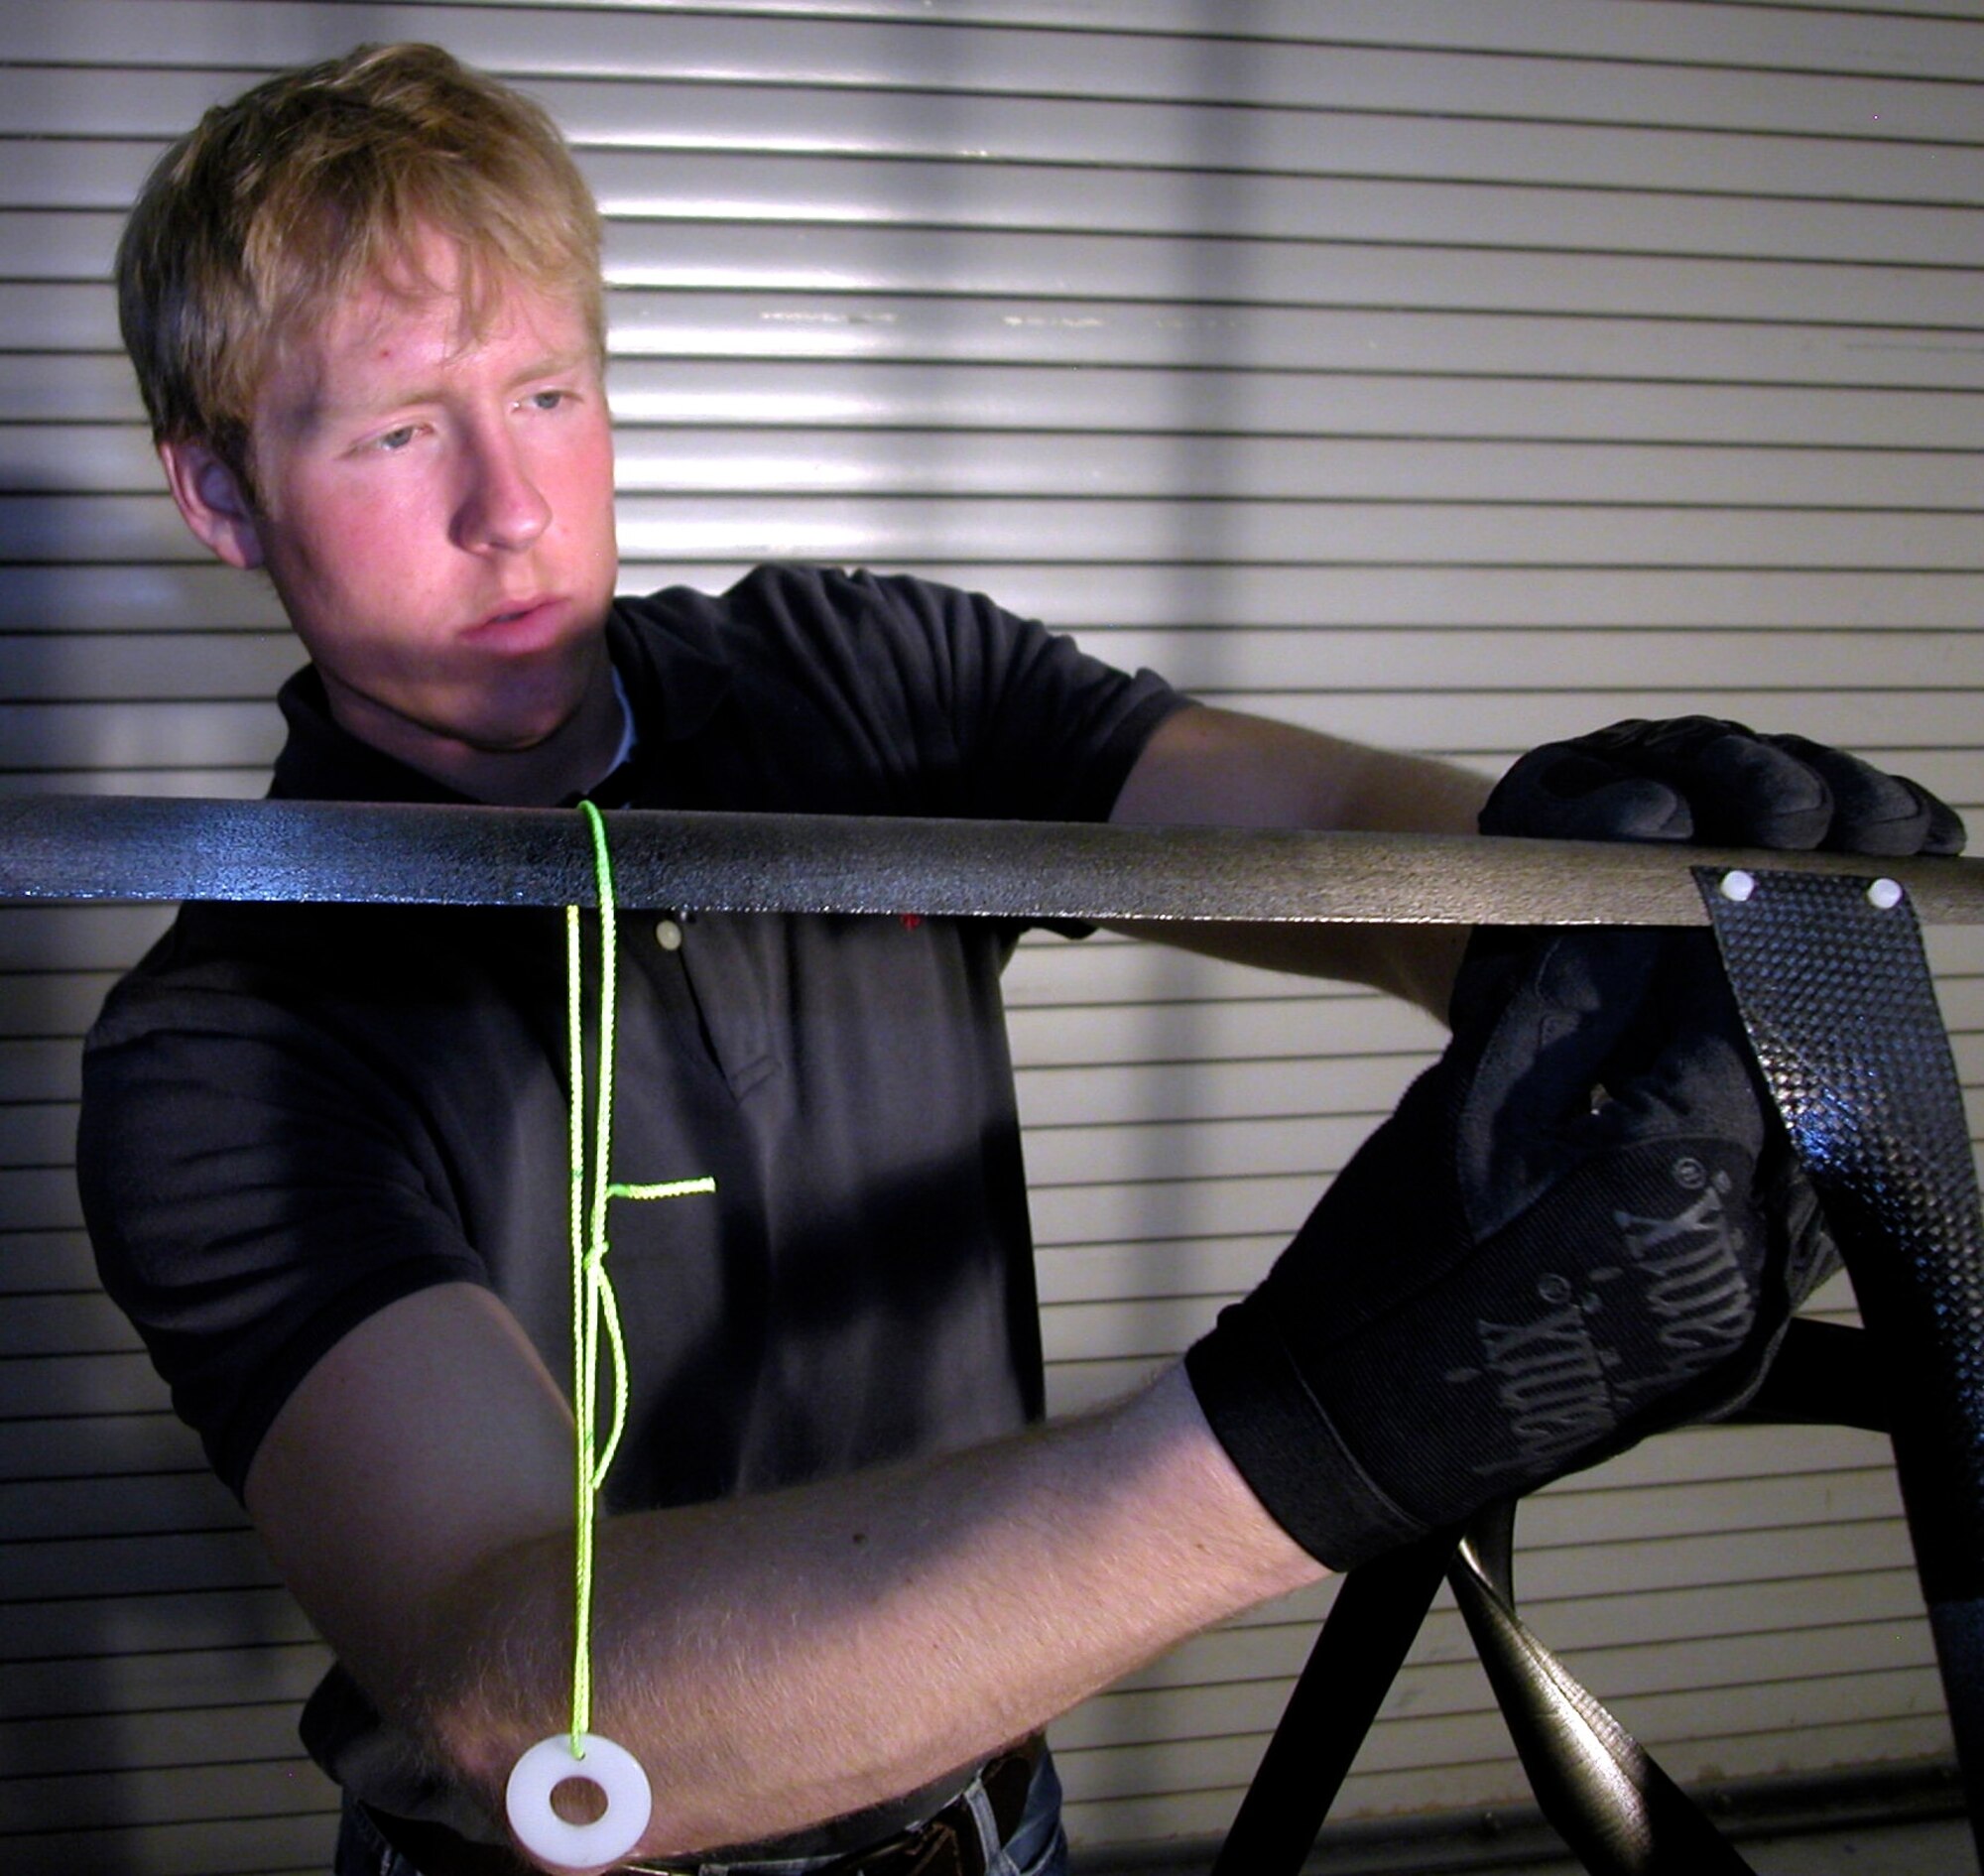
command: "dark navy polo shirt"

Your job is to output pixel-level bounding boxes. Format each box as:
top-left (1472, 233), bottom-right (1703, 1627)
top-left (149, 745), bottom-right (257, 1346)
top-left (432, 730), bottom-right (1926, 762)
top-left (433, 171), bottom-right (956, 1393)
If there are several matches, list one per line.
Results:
top-left (81, 563), bottom-right (1186, 1513)
top-left (79, 565), bottom-right (1185, 1828)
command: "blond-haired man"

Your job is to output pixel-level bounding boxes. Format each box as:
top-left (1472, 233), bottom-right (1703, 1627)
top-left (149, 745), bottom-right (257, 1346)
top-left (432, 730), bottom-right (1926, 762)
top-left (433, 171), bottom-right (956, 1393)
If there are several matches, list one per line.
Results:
top-left (80, 44), bottom-right (1957, 1876)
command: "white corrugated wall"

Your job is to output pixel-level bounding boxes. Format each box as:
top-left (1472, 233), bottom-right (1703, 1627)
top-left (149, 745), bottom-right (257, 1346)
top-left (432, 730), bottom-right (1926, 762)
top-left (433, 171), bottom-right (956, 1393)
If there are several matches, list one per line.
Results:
top-left (3, 2), bottom-right (1981, 1869)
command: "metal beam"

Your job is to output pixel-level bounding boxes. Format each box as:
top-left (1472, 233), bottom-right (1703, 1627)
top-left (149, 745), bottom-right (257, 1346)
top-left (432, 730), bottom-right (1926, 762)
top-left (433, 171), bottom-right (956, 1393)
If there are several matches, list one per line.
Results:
top-left (3, 794), bottom-right (1981, 924)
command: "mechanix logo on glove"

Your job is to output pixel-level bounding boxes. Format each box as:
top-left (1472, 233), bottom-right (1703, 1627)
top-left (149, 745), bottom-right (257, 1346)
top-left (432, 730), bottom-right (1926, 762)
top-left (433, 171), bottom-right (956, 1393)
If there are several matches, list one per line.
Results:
top-left (1450, 1150), bottom-right (1758, 1484)
top-left (1629, 1155), bottom-right (1761, 1374)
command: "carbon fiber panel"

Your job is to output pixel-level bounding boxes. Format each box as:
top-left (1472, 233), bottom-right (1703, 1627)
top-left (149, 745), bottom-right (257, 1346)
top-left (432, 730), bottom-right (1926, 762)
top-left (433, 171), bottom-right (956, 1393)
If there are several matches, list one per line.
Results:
top-left (1702, 866), bottom-right (1984, 1852)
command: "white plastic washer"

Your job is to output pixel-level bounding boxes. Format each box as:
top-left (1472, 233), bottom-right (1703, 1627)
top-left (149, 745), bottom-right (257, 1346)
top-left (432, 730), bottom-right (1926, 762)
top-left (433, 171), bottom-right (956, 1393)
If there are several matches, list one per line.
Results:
top-left (506, 1733), bottom-right (654, 1871)
top-left (1718, 869), bottom-right (1757, 904)
top-left (1867, 878), bottom-right (1905, 911)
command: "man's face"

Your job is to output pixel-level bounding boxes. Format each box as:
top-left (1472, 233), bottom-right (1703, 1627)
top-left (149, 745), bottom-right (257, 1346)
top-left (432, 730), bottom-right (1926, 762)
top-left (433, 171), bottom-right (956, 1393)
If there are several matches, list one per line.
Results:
top-left (182, 243), bottom-right (621, 789)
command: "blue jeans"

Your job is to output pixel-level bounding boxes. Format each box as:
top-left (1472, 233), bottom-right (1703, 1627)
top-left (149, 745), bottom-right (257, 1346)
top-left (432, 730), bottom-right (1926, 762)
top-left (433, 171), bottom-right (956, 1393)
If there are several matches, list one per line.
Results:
top-left (333, 1749), bottom-right (1068, 1876)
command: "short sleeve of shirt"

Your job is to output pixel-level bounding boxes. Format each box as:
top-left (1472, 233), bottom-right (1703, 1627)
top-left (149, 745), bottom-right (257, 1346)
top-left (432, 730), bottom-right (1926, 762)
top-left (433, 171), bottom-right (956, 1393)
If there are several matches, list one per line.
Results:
top-left (78, 916), bottom-right (494, 1499)
top-left (836, 568), bottom-right (1187, 823)
top-left (613, 565), bottom-right (1191, 826)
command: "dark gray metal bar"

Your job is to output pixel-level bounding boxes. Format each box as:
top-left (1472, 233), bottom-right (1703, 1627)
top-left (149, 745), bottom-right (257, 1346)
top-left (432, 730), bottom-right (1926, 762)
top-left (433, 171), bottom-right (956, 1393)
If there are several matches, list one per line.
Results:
top-left (4, 794), bottom-right (1984, 924)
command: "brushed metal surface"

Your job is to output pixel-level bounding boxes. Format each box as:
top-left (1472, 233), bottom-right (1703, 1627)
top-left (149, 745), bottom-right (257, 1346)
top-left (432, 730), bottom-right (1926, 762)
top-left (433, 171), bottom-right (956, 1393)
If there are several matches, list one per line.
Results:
top-left (3, 795), bottom-right (1981, 925)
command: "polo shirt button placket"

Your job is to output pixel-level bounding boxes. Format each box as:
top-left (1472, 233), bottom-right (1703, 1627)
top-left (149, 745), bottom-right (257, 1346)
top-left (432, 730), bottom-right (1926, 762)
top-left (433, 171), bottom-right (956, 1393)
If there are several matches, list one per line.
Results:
top-left (655, 917), bottom-right (684, 952)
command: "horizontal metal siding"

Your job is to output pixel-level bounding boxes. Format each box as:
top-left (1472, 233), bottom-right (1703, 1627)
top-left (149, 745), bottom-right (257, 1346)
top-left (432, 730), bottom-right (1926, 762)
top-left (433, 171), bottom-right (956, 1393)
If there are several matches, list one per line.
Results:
top-left (2, 2), bottom-right (1981, 1869)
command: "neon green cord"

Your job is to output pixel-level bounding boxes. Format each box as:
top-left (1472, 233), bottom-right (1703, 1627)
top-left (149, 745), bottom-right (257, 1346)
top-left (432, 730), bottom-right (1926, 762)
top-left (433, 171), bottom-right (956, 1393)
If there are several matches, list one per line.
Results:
top-left (565, 801), bottom-right (714, 1756)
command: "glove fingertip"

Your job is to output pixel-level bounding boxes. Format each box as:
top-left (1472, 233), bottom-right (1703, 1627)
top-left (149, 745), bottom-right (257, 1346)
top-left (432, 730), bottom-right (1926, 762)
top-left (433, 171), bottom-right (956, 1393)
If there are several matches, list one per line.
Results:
top-left (1709, 738), bottom-right (1829, 848)
top-left (1758, 736), bottom-right (1967, 856)
top-left (1485, 777), bottom-right (1693, 843)
top-left (1926, 804), bottom-right (1969, 857)
top-left (1916, 783), bottom-right (1967, 856)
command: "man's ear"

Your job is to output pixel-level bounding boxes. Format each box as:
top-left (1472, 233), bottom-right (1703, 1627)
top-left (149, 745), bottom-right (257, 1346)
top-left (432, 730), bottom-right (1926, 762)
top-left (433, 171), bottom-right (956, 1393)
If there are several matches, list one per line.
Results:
top-left (157, 439), bottom-right (266, 570)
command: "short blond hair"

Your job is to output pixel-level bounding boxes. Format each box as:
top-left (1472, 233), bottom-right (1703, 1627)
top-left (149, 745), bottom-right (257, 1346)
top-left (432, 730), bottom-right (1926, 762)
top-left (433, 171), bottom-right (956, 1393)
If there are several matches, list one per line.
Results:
top-left (117, 43), bottom-right (604, 487)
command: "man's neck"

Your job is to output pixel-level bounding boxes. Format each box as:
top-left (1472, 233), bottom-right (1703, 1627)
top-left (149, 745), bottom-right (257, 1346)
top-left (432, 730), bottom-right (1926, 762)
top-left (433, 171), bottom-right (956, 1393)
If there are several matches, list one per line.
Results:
top-left (320, 654), bottom-right (629, 807)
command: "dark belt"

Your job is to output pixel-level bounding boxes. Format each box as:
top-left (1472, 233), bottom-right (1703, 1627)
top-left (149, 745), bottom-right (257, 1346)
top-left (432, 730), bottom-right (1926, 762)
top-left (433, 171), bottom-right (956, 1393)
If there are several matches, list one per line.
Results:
top-left (363, 1735), bottom-right (1045, 1876)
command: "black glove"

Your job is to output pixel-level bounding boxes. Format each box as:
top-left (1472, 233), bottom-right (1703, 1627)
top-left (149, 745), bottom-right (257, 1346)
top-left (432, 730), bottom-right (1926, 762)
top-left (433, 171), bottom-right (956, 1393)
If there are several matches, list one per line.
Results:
top-left (1481, 715), bottom-right (1965, 856)
top-left (1478, 715), bottom-right (1950, 1365)
top-left (1186, 927), bottom-right (1785, 1571)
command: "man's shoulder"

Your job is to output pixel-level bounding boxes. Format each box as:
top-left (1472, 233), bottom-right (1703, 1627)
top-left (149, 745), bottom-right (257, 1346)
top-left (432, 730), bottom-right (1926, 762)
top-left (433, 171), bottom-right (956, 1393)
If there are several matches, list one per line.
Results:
top-left (626, 565), bottom-right (1068, 709)
top-left (608, 565), bottom-right (1008, 741)
top-left (614, 564), bottom-right (995, 651)
top-left (610, 563), bottom-right (1177, 823)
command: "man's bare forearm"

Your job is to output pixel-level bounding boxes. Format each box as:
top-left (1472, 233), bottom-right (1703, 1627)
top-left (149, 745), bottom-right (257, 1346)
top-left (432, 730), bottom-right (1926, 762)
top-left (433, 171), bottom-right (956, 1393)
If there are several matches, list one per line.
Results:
top-left (426, 1365), bottom-right (1319, 1862)
top-left (1110, 704), bottom-right (1491, 1016)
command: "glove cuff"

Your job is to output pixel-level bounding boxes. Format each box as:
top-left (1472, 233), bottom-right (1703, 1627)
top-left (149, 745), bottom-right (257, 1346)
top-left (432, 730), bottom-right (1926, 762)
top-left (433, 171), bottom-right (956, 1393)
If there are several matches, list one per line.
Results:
top-left (1185, 1300), bottom-right (1428, 1570)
